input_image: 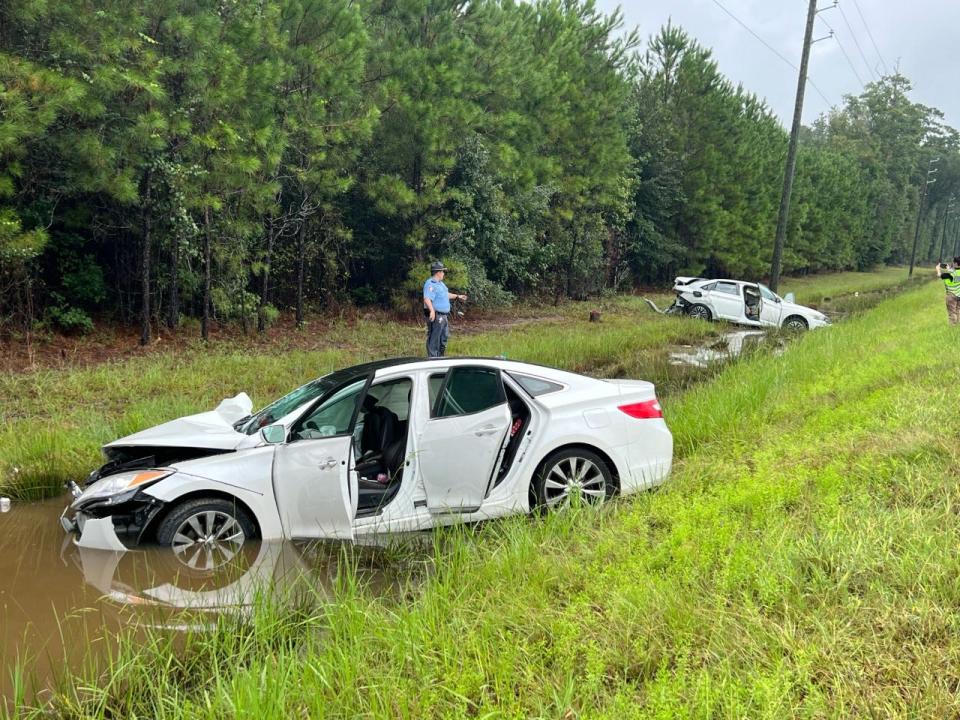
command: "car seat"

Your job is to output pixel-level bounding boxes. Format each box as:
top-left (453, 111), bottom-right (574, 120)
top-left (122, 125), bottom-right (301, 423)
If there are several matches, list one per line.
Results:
top-left (355, 395), bottom-right (407, 485)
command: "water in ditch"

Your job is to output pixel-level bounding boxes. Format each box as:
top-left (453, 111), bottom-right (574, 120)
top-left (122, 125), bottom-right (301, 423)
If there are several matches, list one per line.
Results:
top-left (0, 496), bottom-right (431, 708)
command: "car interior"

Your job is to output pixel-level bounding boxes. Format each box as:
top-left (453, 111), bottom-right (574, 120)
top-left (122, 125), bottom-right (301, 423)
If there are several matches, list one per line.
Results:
top-left (743, 284), bottom-right (761, 320)
top-left (494, 383), bottom-right (532, 487)
top-left (353, 377), bottom-right (412, 516)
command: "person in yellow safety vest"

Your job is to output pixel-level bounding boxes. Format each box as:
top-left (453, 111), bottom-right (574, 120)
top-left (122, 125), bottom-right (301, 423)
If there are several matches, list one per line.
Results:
top-left (936, 256), bottom-right (960, 325)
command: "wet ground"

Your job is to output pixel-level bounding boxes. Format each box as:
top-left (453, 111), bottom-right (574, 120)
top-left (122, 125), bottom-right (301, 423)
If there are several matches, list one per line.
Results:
top-left (669, 329), bottom-right (784, 368)
top-left (0, 497), bottom-right (431, 707)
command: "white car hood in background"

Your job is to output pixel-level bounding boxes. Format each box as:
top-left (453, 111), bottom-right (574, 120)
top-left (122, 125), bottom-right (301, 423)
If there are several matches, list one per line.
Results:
top-left (104, 392), bottom-right (253, 451)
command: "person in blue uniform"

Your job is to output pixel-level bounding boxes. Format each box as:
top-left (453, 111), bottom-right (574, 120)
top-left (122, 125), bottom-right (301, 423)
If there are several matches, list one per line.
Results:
top-left (423, 261), bottom-right (467, 357)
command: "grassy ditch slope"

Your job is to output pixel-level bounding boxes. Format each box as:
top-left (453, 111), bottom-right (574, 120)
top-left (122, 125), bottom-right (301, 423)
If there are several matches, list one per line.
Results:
top-left (16, 281), bottom-right (960, 717)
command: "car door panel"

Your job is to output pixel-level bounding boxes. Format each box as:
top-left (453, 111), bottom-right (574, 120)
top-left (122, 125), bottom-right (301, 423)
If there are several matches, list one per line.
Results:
top-left (759, 300), bottom-right (781, 326)
top-left (418, 404), bottom-right (511, 511)
top-left (709, 282), bottom-right (743, 320)
top-left (272, 435), bottom-right (355, 540)
top-left (416, 366), bottom-right (512, 512)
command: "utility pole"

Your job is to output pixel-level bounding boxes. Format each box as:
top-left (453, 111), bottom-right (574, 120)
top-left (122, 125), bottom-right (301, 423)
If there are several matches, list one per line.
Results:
top-left (953, 211), bottom-right (960, 258)
top-left (908, 157), bottom-right (939, 276)
top-left (939, 198), bottom-right (955, 261)
top-left (769, 0), bottom-right (829, 293)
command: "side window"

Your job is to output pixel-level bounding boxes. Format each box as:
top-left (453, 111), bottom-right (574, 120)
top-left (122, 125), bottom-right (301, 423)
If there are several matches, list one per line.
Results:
top-left (365, 377), bottom-right (412, 422)
top-left (428, 373), bottom-right (447, 410)
top-left (714, 281), bottom-right (739, 296)
top-left (293, 379), bottom-right (366, 440)
top-left (507, 372), bottom-right (563, 397)
top-left (701, 282), bottom-right (717, 291)
top-left (758, 284), bottom-right (777, 302)
top-left (434, 367), bottom-right (505, 418)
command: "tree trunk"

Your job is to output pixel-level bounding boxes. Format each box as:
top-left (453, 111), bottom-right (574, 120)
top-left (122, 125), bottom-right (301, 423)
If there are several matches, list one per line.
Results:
top-left (202, 206), bottom-right (212, 340)
top-left (167, 236), bottom-right (180, 329)
top-left (258, 215), bottom-right (275, 334)
top-left (565, 230), bottom-right (579, 299)
top-left (140, 169), bottom-right (153, 346)
top-left (296, 220), bottom-right (306, 325)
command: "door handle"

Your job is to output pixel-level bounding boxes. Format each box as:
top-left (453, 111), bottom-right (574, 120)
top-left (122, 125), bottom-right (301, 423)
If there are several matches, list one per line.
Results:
top-left (474, 425), bottom-right (500, 437)
top-left (317, 457), bottom-right (338, 470)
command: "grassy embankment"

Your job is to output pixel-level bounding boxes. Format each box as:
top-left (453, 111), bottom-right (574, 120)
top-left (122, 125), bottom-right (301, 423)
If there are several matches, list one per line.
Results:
top-left (10, 275), bottom-right (960, 717)
top-left (0, 268), bottom-right (921, 501)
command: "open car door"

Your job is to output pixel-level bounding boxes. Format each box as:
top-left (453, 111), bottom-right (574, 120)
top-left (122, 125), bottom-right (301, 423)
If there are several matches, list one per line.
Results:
top-left (272, 379), bottom-right (366, 540)
top-left (417, 366), bottom-right (511, 512)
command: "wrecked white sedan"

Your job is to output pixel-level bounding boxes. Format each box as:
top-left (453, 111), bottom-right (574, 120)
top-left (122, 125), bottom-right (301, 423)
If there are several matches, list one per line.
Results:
top-left (664, 277), bottom-right (830, 330)
top-left (62, 357), bottom-right (672, 562)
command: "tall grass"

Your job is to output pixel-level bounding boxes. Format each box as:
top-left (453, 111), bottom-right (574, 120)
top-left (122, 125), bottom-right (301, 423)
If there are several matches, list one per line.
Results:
top-left (8, 279), bottom-right (960, 717)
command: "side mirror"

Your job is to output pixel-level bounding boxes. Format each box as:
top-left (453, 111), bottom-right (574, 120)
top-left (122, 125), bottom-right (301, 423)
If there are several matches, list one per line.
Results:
top-left (783, 292), bottom-right (795, 304)
top-left (693, 291), bottom-right (702, 298)
top-left (261, 424), bottom-right (286, 444)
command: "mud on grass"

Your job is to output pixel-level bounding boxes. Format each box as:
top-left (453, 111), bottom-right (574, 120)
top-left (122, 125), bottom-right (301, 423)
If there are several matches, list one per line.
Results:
top-left (11, 279), bottom-right (960, 717)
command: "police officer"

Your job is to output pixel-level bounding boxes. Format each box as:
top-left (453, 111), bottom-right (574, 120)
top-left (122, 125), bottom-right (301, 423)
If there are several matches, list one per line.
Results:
top-left (936, 257), bottom-right (960, 325)
top-left (423, 261), bottom-right (467, 357)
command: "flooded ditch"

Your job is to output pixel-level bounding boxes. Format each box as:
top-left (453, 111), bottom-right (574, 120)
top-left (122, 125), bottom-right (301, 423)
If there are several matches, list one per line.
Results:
top-left (0, 497), bottom-right (432, 707)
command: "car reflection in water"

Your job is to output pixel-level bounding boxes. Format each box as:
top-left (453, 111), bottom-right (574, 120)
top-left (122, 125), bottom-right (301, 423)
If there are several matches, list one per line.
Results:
top-left (68, 534), bottom-right (433, 625)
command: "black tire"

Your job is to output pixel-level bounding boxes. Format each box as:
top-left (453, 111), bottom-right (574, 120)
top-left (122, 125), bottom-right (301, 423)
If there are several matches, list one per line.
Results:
top-left (783, 315), bottom-right (808, 331)
top-left (532, 448), bottom-right (613, 512)
top-left (687, 303), bottom-right (712, 321)
top-left (155, 498), bottom-right (257, 572)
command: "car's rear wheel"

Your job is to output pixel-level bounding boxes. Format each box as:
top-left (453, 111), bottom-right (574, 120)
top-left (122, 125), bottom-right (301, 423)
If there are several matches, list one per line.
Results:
top-left (156, 498), bottom-right (257, 572)
top-left (533, 448), bottom-right (612, 512)
top-left (687, 303), bottom-right (712, 321)
top-left (783, 315), bottom-right (808, 331)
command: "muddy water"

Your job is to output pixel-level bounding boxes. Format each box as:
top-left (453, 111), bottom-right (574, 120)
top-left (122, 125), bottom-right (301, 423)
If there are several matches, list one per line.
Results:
top-left (0, 496), bottom-right (430, 707)
top-left (669, 329), bottom-right (783, 368)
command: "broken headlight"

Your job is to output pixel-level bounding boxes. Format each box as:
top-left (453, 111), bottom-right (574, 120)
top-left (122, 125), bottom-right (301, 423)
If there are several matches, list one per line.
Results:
top-left (74, 469), bottom-right (173, 508)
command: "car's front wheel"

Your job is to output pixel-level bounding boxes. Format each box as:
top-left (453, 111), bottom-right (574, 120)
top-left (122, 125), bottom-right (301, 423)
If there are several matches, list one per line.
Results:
top-left (687, 303), bottom-right (712, 321)
top-left (783, 315), bottom-right (808, 331)
top-left (533, 448), bottom-right (612, 512)
top-left (156, 498), bottom-right (257, 571)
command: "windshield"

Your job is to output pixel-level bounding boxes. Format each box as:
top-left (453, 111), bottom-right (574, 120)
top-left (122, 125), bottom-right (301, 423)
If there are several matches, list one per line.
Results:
top-left (235, 377), bottom-right (334, 435)
top-left (758, 284), bottom-right (779, 302)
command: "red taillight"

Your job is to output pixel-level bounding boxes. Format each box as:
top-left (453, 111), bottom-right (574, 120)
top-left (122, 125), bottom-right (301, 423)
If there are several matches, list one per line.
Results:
top-left (618, 399), bottom-right (663, 419)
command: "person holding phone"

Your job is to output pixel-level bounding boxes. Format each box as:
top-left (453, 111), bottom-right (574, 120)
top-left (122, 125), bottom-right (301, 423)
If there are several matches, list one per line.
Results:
top-left (936, 256), bottom-right (960, 325)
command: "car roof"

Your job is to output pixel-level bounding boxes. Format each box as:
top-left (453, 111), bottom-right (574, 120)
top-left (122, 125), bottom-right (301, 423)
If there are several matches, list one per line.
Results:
top-left (330, 356), bottom-right (595, 386)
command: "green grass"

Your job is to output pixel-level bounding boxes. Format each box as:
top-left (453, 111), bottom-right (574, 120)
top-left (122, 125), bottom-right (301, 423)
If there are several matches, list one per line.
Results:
top-left (779, 264), bottom-right (918, 307)
top-left (9, 276), bottom-right (960, 717)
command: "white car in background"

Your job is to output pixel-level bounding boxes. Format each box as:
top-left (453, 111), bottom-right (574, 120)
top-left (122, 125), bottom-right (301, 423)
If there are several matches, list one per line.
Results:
top-left (62, 357), bottom-right (672, 565)
top-left (669, 277), bottom-right (830, 330)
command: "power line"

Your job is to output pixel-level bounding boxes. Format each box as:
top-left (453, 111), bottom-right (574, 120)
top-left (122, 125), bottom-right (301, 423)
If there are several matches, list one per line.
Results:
top-left (838, 2), bottom-right (876, 81)
top-left (818, 15), bottom-right (865, 87)
top-left (851, 0), bottom-right (889, 75)
top-left (709, 0), bottom-right (833, 107)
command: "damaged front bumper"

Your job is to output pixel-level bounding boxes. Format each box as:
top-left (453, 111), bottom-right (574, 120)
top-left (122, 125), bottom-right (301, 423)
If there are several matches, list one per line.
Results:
top-left (61, 488), bottom-right (167, 552)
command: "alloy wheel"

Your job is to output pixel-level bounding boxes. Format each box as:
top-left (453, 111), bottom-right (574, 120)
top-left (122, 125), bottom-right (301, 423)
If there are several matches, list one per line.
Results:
top-left (542, 456), bottom-right (607, 507)
top-left (170, 510), bottom-right (246, 571)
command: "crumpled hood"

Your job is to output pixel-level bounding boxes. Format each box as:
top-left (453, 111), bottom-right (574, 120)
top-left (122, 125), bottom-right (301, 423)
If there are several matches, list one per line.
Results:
top-left (104, 392), bottom-right (253, 451)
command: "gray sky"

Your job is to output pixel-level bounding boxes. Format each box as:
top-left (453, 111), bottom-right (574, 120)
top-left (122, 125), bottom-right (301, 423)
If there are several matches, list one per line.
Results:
top-left (597, 0), bottom-right (959, 130)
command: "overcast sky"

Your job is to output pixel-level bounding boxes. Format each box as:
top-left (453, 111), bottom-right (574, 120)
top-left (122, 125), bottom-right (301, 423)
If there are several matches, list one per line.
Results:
top-left (596, 0), bottom-right (959, 130)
